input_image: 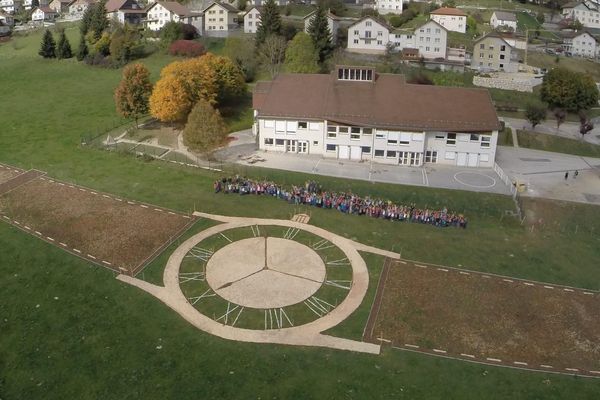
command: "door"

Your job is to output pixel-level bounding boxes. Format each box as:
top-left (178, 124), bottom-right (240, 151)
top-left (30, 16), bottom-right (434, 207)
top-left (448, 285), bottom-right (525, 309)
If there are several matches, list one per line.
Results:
top-left (338, 145), bottom-right (350, 159)
top-left (409, 152), bottom-right (421, 166)
top-left (457, 152), bottom-right (467, 166)
top-left (467, 153), bottom-right (479, 167)
top-left (298, 141), bottom-right (308, 154)
top-left (350, 146), bottom-right (361, 160)
top-left (286, 140), bottom-right (296, 153)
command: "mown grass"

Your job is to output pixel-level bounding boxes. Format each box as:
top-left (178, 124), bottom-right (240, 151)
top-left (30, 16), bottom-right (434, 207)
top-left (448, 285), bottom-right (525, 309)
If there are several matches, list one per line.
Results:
top-left (517, 130), bottom-right (600, 158)
top-left (0, 25), bottom-right (599, 400)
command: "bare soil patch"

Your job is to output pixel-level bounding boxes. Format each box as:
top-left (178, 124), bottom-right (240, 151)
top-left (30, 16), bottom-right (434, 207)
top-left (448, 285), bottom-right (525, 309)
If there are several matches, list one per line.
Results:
top-left (0, 164), bottom-right (22, 185)
top-left (373, 260), bottom-right (600, 375)
top-left (0, 177), bottom-right (195, 274)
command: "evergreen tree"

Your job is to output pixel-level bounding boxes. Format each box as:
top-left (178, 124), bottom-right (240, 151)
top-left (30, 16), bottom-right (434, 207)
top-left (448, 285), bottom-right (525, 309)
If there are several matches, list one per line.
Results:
top-left (31, 0), bottom-right (39, 8)
top-left (90, 1), bottom-right (109, 41)
top-left (255, 0), bottom-right (282, 47)
top-left (307, 5), bottom-right (333, 63)
top-left (80, 3), bottom-right (94, 35)
top-left (38, 29), bottom-right (56, 59)
top-left (76, 33), bottom-right (89, 61)
top-left (57, 30), bottom-right (73, 59)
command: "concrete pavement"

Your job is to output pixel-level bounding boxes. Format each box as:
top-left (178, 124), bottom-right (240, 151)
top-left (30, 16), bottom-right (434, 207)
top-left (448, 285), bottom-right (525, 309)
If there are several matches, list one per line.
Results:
top-left (502, 117), bottom-right (600, 145)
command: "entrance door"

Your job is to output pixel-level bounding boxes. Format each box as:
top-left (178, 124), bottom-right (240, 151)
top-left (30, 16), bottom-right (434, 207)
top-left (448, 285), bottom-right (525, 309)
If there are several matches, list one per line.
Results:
top-left (350, 146), bottom-right (361, 160)
top-left (338, 145), bottom-right (350, 159)
top-left (298, 141), bottom-right (308, 154)
top-left (286, 140), bottom-right (296, 153)
top-left (409, 152), bottom-right (421, 166)
top-left (467, 153), bottom-right (479, 167)
top-left (457, 152), bottom-right (467, 166)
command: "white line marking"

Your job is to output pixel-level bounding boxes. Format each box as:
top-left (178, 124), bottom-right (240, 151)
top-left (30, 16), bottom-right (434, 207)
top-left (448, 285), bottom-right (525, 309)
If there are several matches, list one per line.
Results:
top-left (58, 182), bottom-right (65, 186)
top-left (153, 208), bottom-right (161, 212)
top-left (115, 198), bottom-right (122, 202)
top-left (46, 237), bottom-right (54, 242)
top-left (90, 191), bottom-right (97, 195)
top-left (566, 368), bottom-right (579, 372)
top-left (34, 231), bottom-right (42, 235)
top-left (437, 268), bottom-right (448, 272)
top-left (482, 275), bottom-right (491, 279)
top-left (377, 338), bottom-right (391, 343)
top-left (24, 226), bottom-right (31, 230)
top-left (13, 220), bottom-right (20, 225)
top-left (563, 288), bottom-right (574, 292)
top-left (73, 249), bottom-right (81, 253)
top-left (459, 271), bottom-right (470, 275)
top-left (543, 285), bottom-right (554, 289)
top-left (590, 371), bottom-right (600, 375)
top-left (59, 242), bottom-right (67, 247)
top-left (404, 344), bottom-right (419, 349)
top-left (183, 215), bottom-right (190, 219)
top-left (433, 349), bottom-right (447, 354)
top-left (523, 282), bottom-right (534, 286)
top-left (79, 188), bottom-right (86, 192)
top-left (514, 361), bottom-right (528, 366)
top-left (87, 254), bottom-right (96, 260)
top-left (486, 358), bottom-right (502, 362)
top-left (127, 201), bottom-right (135, 205)
top-left (168, 211), bottom-right (175, 215)
top-left (415, 264), bottom-right (428, 269)
top-left (2, 216), bottom-right (9, 220)
top-left (503, 279), bottom-right (514, 283)
top-left (140, 205), bottom-right (148, 208)
top-left (540, 365), bottom-right (553, 369)
top-left (102, 261), bottom-right (112, 266)
top-left (583, 292), bottom-right (594, 295)
top-left (460, 353), bottom-right (475, 359)
top-left (102, 195), bottom-right (110, 199)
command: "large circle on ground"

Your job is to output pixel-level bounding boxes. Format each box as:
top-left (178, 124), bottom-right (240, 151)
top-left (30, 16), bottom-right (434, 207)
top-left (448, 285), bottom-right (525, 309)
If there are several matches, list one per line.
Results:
top-left (205, 237), bottom-right (326, 309)
top-left (453, 172), bottom-right (496, 188)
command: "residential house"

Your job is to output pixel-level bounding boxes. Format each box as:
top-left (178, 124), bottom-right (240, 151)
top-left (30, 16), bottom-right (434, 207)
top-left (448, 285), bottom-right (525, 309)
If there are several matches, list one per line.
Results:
top-left (22, 0), bottom-right (31, 10)
top-left (347, 16), bottom-right (391, 54)
top-left (69, 0), bottom-right (95, 18)
top-left (0, 9), bottom-right (14, 25)
top-left (0, 0), bottom-right (22, 13)
top-left (31, 6), bottom-right (58, 22)
top-left (253, 66), bottom-right (500, 168)
top-left (410, 19), bottom-right (447, 59)
top-left (303, 9), bottom-right (340, 41)
top-left (0, 20), bottom-right (10, 36)
top-left (490, 11), bottom-right (517, 31)
top-left (562, 1), bottom-right (600, 28)
top-left (203, 1), bottom-right (239, 37)
top-left (49, 0), bottom-right (72, 13)
top-left (472, 32), bottom-right (519, 72)
top-left (562, 30), bottom-right (599, 57)
top-left (105, 0), bottom-right (146, 25)
top-left (496, 31), bottom-right (527, 50)
top-left (429, 7), bottom-right (467, 33)
top-left (374, 0), bottom-right (403, 15)
top-left (145, 1), bottom-right (202, 33)
top-left (243, 6), bottom-right (260, 34)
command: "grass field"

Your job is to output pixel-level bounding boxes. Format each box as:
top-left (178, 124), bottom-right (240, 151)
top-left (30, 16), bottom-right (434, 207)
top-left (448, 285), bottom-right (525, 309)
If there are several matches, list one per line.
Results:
top-left (1, 26), bottom-right (599, 399)
top-left (517, 130), bottom-right (600, 158)
top-left (525, 52), bottom-right (600, 81)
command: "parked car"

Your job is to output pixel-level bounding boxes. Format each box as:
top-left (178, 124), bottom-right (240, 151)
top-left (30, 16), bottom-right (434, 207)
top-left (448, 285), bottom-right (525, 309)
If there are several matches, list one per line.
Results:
top-left (545, 48), bottom-right (555, 55)
top-left (565, 51), bottom-right (572, 57)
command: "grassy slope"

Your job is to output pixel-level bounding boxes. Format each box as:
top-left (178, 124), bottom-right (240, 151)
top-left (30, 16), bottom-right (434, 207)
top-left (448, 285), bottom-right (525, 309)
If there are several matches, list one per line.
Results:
top-left (0, 28), bottom-right (599, 399)
top-left (517, 130), bottom-right (600, 158)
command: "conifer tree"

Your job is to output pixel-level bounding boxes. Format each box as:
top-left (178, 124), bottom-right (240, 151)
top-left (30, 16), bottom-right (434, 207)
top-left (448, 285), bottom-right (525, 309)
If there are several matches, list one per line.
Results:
top-left (90, 1), bottom-right (109, 41)
top-left (307, 5), bottom-right (333, 63)
top-left (38, 29), bottom-right (56, 59)
top-left (57, 30), bottom-right (73, 59)
top-left (76, 33), bottom-right (89, 61)
top-left (255, 0), bottom-right (282, 47)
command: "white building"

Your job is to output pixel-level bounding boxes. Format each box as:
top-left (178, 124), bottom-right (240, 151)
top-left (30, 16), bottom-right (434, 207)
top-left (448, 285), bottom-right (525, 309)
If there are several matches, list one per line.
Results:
top-left (430, 7), bottom-right (467, 33)
top-left (490, 10), bottom-right (517, 31)
top-left (203, 1), bottom-right (239, 37)
top-left (1, 0), bottom-right (22, 13)
top-left (49, 0), bottom-right (72, 14)
top-left (374, 0), bottom-right (403, 15)
top-left (562, 1), bottom-right (600, 28)
top-left (253, 67), bottom-right (500, 168)
top-left (69, 0), bottom-right (96, 18)
top-left (348, 17), bottom-right (447, 60)
top-left (562, 30), bottom-right (599, 58)
top-left (105, 0), bottom-right (146, 25)
top-left (145, 1), bottom-right (202, 32)
top-left (243, 6), bottom-right (260, 34)
top-left (0, 9), bottom-right (14, 25)
top-left (303, 9), bottom-right (340, 41)
top-left (472, 32), bottom-right (519, 72)
top-left (31, 6), bottom-right (58, 21)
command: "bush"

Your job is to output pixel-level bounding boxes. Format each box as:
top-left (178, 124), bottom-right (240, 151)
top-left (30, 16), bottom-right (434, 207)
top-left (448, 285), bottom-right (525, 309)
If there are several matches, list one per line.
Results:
top-left (83, 53), bottom-right (115, 68)
top-left (389, 15), bottom-right (402, 28)
top-left (168, 40), bottom-right (206, 57)
top-left (181, 24), bottom-right (199, 40)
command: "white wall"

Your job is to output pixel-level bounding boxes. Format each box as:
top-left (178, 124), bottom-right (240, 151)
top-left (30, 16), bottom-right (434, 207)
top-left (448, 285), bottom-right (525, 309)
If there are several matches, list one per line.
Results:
top-left (205, 4), bottom-right (237, 33)
top-left (564, 4), bottom-right (600, 29)
top-left (375, 0), bottom-right (403, 15)
top-left (244, 8), bottom-right (260, 34)
top-left (572, 32), bottom-right (599, 57)
top-left (347, 17), bottom-right (390, 54)
top-left (414, 20), bottom-right (447, 59)
top-left (430, 14), bottom-right (466, 33)
top-left (490, 13), bottom-right (517, 31)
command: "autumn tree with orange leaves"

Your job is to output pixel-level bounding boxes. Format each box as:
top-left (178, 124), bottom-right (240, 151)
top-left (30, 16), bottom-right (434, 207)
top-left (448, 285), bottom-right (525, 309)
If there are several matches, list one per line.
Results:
top-left (114, 63), bottom-right (153, 128)
top-left (149, 53), bottom-right (245, 123)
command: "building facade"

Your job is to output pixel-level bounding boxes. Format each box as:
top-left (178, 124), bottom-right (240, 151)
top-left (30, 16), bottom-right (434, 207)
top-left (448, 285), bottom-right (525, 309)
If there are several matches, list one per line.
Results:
top-left (243, 6), bottom-right (260, 34)
top-left (303, 10), bottom-right (340, 41)
top-left (472, 33), bottom-right (519, 72)
top-left (490, 11), bottom-right (518, 31)
top-left (203, 1), bottom-right (239, 37)
top-left (31, 6), bottom-right (57, 21)
top-left (374, 0), bottom-right (403, 15)
top-left (430, 7), bottom-right (467, 33)
top-left (562, 1), bottom-right (600, 29)
top-left (49, 0), bottom-right (71, 14)
top-left (347, 16), bottom-right (391, 54)
top-left (253, 67), bottom-right (500, 168)
top-left (69, 0), bottom-right (95, 18)
top-left (562, 30), bottom-right (599, 57)
top-left (145, 1), bottom-right (202, 32)
top-left (0, 0), bottom-right (22, 13)
top-left (105, 0), bottom-right (146, 25)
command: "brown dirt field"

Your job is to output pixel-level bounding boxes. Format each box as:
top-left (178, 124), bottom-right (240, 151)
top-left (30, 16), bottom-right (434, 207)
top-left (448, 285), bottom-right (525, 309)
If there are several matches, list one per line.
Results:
top-left (0, 177), bottom-right (194, 274)
top-left (373, 260), bottom-right (600, 374)
top-left (0, 165), bottom-right (21, 185)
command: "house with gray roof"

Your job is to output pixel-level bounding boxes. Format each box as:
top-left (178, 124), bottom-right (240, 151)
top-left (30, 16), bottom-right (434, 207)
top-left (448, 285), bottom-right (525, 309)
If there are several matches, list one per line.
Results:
top-left (490, 11), bottom-right (517, 31)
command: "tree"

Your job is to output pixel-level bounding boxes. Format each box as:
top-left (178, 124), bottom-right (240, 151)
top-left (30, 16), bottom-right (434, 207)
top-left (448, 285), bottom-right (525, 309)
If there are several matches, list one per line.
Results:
top-left (183, 100), bottom-right (229, 153)
top-left (76, 33), bottom-right (89, 61)
top-left (159, 21), bottom-right (183, 48)
top-left (536, 11), bottom-right (545, 24)
top-left (525, 103), bottom-right (547, 129)
top-left (284, 32), bottom-right (320, 73)
top-left (38, 29), bottom-right (56, 58)
top-left (115, 63), bottom-right (153, 128)
top-left (90, 1), bottom-right (109, 41)
top-left (56, 30), bottom-right (73, 59)
top-left (579, 112), bottom-right (594, 140)
top-left (255, 0), bottom-right (281, 46)
top-left (307, 5), bottom-right (333, 64)
top-left (466, 15), bottom-right (477, 35)
top-left (553, 108), bottom-right (566, 131)
top-left (541, 68), bottom-right (599, 112)
top-left (149, 74), bottom-right (192, 122)
top-left (238, 0), bottom-right (247, 11)
top-left (223, 37), bottom-right (258, 81)
top-left (80, 4), bottom-right (93, 35)
top-left (441, 0), bottom-right (456, 7)
top-left (258, 35), bottom-right (287, 79)
top-left (31, 0), bottom-right (39, 8)
top-left (94, 32), bottom-right (111, 56)
top-left (110, 25), bottom-right (139, 65)
top-left (201, 53), bottom-right (246, 104)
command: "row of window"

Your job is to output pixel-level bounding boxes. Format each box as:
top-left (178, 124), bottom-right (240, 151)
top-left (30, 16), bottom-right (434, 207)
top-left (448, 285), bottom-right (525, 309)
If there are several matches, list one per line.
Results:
top-left (265, 138), bottom-right (319, 146)
top-left (478, 52), bottom-right (507, 60)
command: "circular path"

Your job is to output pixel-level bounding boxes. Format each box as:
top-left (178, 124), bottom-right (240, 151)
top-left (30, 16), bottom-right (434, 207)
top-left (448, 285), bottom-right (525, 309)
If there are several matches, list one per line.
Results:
top-left (453, 171), bottom-right (497, 189)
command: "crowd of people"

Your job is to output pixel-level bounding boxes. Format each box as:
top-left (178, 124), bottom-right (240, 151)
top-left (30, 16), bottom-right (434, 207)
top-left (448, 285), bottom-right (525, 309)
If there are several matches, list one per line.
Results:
top-left (213, 177), bottom-right (468, 229)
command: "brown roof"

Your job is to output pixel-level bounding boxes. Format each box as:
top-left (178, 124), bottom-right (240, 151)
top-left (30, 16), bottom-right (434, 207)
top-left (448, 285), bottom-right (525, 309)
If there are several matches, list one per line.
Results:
top-left (151, 1), bottom-right (193, 16)
top-left (203, 1), bottom-right (238, 13)
top-left (254, 71), bottom-right (500, 132)
top-left (36, 6), bottom-right (57, 13)
top-left (430, 7), bottom-right (467, 17)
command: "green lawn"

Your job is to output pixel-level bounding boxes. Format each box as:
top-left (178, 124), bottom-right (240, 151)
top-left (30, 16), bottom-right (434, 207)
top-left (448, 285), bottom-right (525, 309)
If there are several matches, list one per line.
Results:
top-left (525, 52), bottom-right (600, 81)
top-left (0, 26), bottom-right (599, 399)
top-left (497, 126), bottom-right (514, 146)
top-left (517, 130), bottom-right (600, 158)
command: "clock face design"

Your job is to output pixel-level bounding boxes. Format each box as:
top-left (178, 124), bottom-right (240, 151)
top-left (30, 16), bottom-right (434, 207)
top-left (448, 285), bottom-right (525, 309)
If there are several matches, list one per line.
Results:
top-left (178, 225), bottom-right (353, 330)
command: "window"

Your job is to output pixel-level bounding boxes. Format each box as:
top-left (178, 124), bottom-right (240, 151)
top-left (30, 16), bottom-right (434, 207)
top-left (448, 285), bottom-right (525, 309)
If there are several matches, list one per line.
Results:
top-left (377, 31), bottom-right (382, 36)
top-left (425, 150), bottom-right (437, 163)
top-left (264, 138), bottom-right (273, 145)
top-left (500, 45), bottom-right (506, 51)
top-left (362, 146), bottom-right (371, 154)
top-left (374, 149), bottom-right (384, 157)
top-left (377, 40), bottom-right (382, 45)
top-left (350, 127), bottom-right (360, 134)
top-left (366, 20), bottom-right (372, 26)
top-left (365, 31), bottom-right (371, 38)
top-left (313, 141), bottom-right (319, 145)
top-left (264, 120), bottom-right (274, 128)
top-left (298, 121), bottom-right (307, 129)
top-left (434, 47), bottom-right (440, 52)
top-left (445, 151), bottom-right (456, 160)
top-left (327, 131), bottom-right (337, 138)
top-left (354, 30), bottom-right (359, 35)
top-left (426, 28), bottom-right (431, 33)
top-left (479, 52), bottom-right (484, 58)
top-left (435, 133), bottom-right (445, 140)
top-left (353, 39), bottom-right (359, 44)
top-left (375, 133), bottom-right (385, 139)
top-left (339, 127), bottom-right (349, 133)
top-left (275, 121), bottom-right (285, 132)
top-left (479, 43), bottom-right (484, 49)
top-left (326, 144), bottom-right (336, 152)
top-left (327, 125), bottom-right (336, 133)
top-left (363, 128), bottom-right (373, 135)
top-left (351, 133), bottom-right (360, 140)
top-left (386, 150), bottom-right (397, 158)
top-left (275, 139), bottom-right (284, 146)
top-left (470, 134), bottom-right (479, 142)
top-left (500, 54), bottom-right (505, 59)
top-left (499, 63), bottom-right (504, 69)
top-left (481, 136), bottom-right (491, 148)
top-left (446, 133), bottom-right (456, 145)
